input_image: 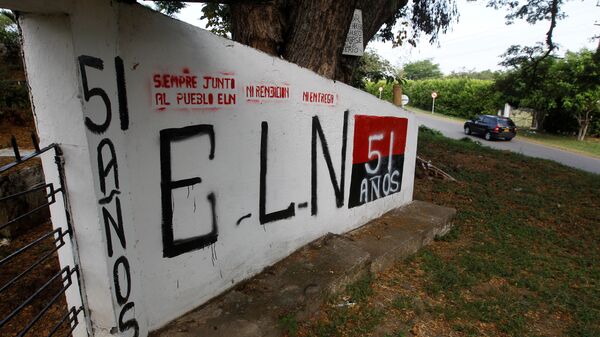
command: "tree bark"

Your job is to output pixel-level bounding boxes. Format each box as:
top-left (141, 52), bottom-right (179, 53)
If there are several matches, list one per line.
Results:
top-left (532, 110), bottom-right (545, 130)
top-left (230, 0), bottom-right (409, 83)
top-left (576, 111), bottom-right (591, 141)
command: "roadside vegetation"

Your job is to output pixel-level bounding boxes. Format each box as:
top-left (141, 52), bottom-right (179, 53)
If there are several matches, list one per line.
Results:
top-left (0, 10), bottom-right (35, 148)
top-left (294, 127), bottom-right (600, 337)
top-left (402, 105), bottom-right (600, 159)
top-left (517, 130), bottom-right (600, 158)
top-left (358, 49), bottom-right (600, 143)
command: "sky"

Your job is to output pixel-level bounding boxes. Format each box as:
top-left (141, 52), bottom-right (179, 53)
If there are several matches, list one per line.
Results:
top-left (145, 0), bottom-right (599, 74)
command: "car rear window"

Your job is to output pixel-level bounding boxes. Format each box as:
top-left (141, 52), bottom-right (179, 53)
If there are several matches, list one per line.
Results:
top-left (497, 118), bottom-right (515, 127)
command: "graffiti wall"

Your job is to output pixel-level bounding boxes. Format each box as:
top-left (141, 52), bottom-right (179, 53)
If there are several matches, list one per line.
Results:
top-left (16, 0), bottom-right (417, 335)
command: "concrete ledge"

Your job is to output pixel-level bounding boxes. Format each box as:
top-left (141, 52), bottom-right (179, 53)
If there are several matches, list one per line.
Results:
top-left (347, 200), bottom-right (455, 274)
top-left (151, 200), bottom-right (456, 337)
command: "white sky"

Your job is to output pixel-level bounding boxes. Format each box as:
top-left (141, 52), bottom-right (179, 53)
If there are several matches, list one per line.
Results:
top-left (145, 0), bottom-right (599, 74)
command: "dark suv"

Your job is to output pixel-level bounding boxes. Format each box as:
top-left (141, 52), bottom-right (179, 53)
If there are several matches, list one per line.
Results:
top-left (464, 115), bottom-right (517, 141)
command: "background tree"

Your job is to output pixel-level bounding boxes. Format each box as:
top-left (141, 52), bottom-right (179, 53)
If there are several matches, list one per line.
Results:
top-left (494, 45), bottom-right (556, 129)
top-left (0, 10), bottom-right (19, 61)
top-left (495, 49), bottom-right (599, 140)
top-left (446, 69), bottom-right (497, 80)
top-left (350, 49), bottom-right (398, 89)
top-left (0, 10), bottom-right (31, 126)
top-left (402, 59), bottom-right (443, 80)
top-left (555, 50), bottom-right (600, 140)
top-left (153, 1), bottom-right (187, 15)
top-left (154, 0), bottom-right (458, 83)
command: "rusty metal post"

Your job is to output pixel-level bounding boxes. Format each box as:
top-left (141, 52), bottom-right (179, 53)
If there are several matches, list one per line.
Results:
top-left (392, 84), bottom-right (402, 107)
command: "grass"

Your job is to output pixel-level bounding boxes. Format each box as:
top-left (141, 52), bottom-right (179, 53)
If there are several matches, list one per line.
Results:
top-left (297, 126), bottom-right (600, 337)
top-left (518, 130), bottom-right (600, 158)
top-left (279, 314), bottom-right (299, 337)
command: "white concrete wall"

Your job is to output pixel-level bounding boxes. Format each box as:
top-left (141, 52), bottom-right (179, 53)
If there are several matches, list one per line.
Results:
top-left (12, 0), bottom-right (418, 335)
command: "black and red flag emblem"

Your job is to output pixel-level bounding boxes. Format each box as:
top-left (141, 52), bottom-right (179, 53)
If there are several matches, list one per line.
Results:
top-left (348, 115), bottom-right (408, 208)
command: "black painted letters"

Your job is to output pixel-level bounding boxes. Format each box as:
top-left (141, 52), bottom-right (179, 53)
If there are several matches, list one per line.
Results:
top-left (259, 122), bottom-right (295, 224)
top-left (160, 125), bottom-right (218, 258)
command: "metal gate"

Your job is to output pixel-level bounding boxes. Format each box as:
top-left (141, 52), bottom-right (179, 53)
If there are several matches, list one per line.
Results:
top-left (0, 134), bottom-right (87, 337)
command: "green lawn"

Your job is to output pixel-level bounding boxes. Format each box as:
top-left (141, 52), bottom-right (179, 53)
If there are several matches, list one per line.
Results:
top-left (297, 127), bottom-right (600, 337)
top-left (518, 130), bottom-right (600, 158)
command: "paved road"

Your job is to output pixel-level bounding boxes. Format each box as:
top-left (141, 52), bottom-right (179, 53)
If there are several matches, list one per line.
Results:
top-left (415, 111), bottom-right (600, 175)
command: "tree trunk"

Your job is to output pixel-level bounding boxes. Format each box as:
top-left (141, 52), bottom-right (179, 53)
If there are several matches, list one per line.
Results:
top-left (532, 110), bottom-right (545, 130)
top-left (576, 111), bottom-right (591, 141)
top-left (230, 0), bottom-right (408, 83)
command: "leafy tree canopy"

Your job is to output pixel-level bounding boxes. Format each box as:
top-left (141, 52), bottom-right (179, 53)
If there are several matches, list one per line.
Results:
top-left (154, 0), bottom-right (459, 47)
top-left (0, 10), bottom-right (18, 57)
top-left (495, 49), bottom-right (599, 140)
top-left (402, 59), bottom-right (442, 80)
top-left (152, 0), bottom-right (458, 82)
top-left (351, 50), bottom-right (399, 89)
top-left (446, 69), bottom-right (499, 81)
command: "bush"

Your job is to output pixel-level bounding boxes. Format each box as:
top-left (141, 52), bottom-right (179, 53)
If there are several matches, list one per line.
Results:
top-left (403, 78), bottom-right (502, 118)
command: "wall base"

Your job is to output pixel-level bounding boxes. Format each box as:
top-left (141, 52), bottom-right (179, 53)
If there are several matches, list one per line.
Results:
top-left (151, 200), bottom-right (456, 337)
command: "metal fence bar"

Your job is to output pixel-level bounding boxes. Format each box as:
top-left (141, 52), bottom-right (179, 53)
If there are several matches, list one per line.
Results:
top-left (0, 200), bottom-right (57, 232)
top-left (32, 133), bottom-right (41, 152)
top-left (16, 267), bottom-right (78, 337)
top-left (47, 306), bottom-right (83, 337)
top-left (0, 227), bottom-right (62, 267)
top-left (1, 136), bottom-right (88, 336)
top-left (0, 230), bottom-right (68, 295)
top-left (0, 142), bottom-right (58, 173)
top-left (10, 136), bottom-right (21, 162)
top-left (0, 182), bottom-right (49, 202)
top-left (0, 184), bottom-right (60, 231)
top-left (0, 266), bottom-right (71, 328)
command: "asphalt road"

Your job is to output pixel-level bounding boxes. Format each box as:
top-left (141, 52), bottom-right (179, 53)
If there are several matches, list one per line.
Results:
top-left (415, 111), bottom-right (600, 175)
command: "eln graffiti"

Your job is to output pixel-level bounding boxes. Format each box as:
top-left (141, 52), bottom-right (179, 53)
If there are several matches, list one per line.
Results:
top-left (153, 71), bottom-right (237, 109)
top-left (348, 115), bottom-right (408, 208)
top-left (79, 55), bottom-right (139, 336)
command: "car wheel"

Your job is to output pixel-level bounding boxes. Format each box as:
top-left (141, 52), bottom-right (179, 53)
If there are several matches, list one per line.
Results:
top-left (464, 126), bottom-right (471, 135)
top-left (485, 132), bottom-right (492, 141)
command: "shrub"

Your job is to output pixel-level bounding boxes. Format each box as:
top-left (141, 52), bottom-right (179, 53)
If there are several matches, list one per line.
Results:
top-left (403, 78), bottom-right (502, 118)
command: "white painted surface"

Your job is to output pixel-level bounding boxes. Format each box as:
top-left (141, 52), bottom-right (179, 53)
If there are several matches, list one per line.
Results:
top-left (342, 9), bottom-right (364, 56)
top-left (12, 1), bottom-right (418, 335)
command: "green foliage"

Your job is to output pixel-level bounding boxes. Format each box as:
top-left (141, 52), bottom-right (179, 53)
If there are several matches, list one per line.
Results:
top-left (447, 69), bottom-right (498, 80)
top-left (0, 79), bottom-right (29, 112)
top-left (346, 273), bottom-right (373, 303)
top-left (392, 295), bottom-right (413, 310)
top-left (278, 314), bottom-right (298, 336)
top-left (404, 78), bottom-right (502, 118)
top-left (402, 59), bottom-right (442, 80)
top-left (377, 0), bottom-right (458, 47)
top-left (152, 1), bottom-right (187, 16)
top-left (154, 1), bottom-right (459, 51)
top-left (351, 50), bottom-right (398, 89)
top-left (495, 49), bottom-right (600, 138)
top-left (363, 80), bottom-right (395, 102)
top-left (200, 4), bottom-right (230, 38)
top-left (0, 10), bottom-right (30, 123)
top-left (0, 10), bottom-right (19, 60)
